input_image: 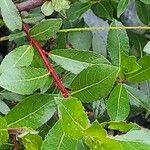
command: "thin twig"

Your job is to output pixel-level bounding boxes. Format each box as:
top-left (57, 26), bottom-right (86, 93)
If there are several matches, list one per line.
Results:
top-left (22, 23), bottom-right (69, 98)
top-left (12, 135), bottom-right (18, 150)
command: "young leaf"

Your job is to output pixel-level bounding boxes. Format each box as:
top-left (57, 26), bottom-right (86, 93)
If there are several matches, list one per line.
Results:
top-left (50, 49), bottom-right (110, 74)
top-left (0, 100), bottom-right (10, 115)
top-left (0, 117), bottom-right (9, 146)
top-left (0, 67), bottom-right (52, 95)
top-left (140, 0), bottom-right (150, 4)
top-left (127, 56), bottom-right (150, 82)
top-left (29, 19), bottom-right (62, 41)
top-left (107, 20), bottom-right (129, 65)
top-left (5, 94), bottom-right (56, 129)
top-left (41, 120), bottom-right (78, 150)
top-left (101, 121), bottom-right (140, 133)
top-left (41, 1), bottom-right (54, 16)
top-left (21, 133), bottom-right (43, 150)
top-left (0, 45), bottom-right (34, 73)
top-left (71, 65), bottom-right (118, 102)
top-left (0, 0), bottom-right (22, 31)
top-left (117, 0), bottom-right (129, 18)
top-left (84, 121), bottom-right (122, 150)
top-left (106, 84), bottom-right (130, 121)
top-left (58, 97), bottom-right (90, 140)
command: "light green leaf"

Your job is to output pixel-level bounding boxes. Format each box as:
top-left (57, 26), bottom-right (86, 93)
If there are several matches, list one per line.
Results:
top-left (0, 100), bottom-right (10, 115)
top-left (21, 133), bottom-right (42, 150)
top-left (0, 67), bottom-right (52, 95)
top-left (107, 20), bottom-right (129, 65)
top-left (50, 49), bottom-right (110, 74)
top-left (0, 0), bottom-right (22, 31)
top-left (5, 94), bottom-right (56, 129)
top-left (143, 42), bottom-right (150, 54)
top-left (124, 84), bottom-right (150, 111)
top-left (0, 45), bottom-right (34, 73)
top-left (58, 97), bottom-right (89, 140)
top-left (114, 129), bottom-right (150, 149)
top-left (41, 120), bottom-right (78, 150)
top-left (0, 117), bottom-right (9, 146)
top-left (117, 0), bottom-right (129, 18)
top-left (29, 19), bottom-right (62, 41)
top-left (71, 65), bottom-right (118, 102)
top-left (106, 84), bottom-right (130, 121)
top-left (52, 0), bottom-right (70, 12)
top-left (41, 1), bottom-right (54, 16)
top-left (127, 56), bottom-right (150, 82)
top-left (101, 121), bottom-right (140, 133)
top-left (84, 121), bottom-right (122, 150)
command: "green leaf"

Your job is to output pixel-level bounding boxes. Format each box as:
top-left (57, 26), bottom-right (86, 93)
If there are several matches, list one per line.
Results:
top-left (106, 84), bottom-right (130, 121)
top-left (41, 1), bottom-right (54, 16)
top-left (107, 20), bottom-right (129, 66)
top-left (0, 100), bottom-right (10, 115)
top-left (41, 120), bottom-right (78, 150)
top-left (101, 121), bottom-right (140, 133)
top-left (58, 97), bottom-right (89, 140)
top-left (127, 56), bottom-right (150, 82)
top-left (121, 52), bottom-right (142, 75)
top-left (124, 84), bottom-right (150, 111)
top-left (84, 121), bottom-right (122, 150)
top-left (143, 42), bottom-right (150, 54)
top-left (50, 49), bottom-right (110, 74)
top-left (29, 19), bottom-right (62, 41)
top-left (52, 0), bottom-right (70, 12)
top-left (117, 0), bottom-right (129, 18)
top-left (5, 94), bottom-right (56, 129)
top-left (0, 45), bottom-right (34, 73)
top-left (71, 65), bottom-right (118, 102)
top-left (92, 1), bottom-right (113, 20)
top-left (0, 67), bottom-right (52, 95)
top-left (0, 117), bottom-right (9, 146)
top-left (68, 30), bottom-right (92, 50)
top-left (66, 2), bottom-right (91, 21)
top-left (114, 130), bottom-right (150, 149)
top-left (0, 0), bottom-right (22, 31)
top-left (21, 133), bottom-right (42, 150)
top-left (140, 0), bottom-right (150, 4)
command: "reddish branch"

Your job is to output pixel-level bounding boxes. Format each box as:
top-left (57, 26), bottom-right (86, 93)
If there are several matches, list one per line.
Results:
top-left (22, 23), bottom-right (69, 98)
top-left (16, 0), bottom-right (43, 11)
top-left (12, 135), bottom-right (18, 150)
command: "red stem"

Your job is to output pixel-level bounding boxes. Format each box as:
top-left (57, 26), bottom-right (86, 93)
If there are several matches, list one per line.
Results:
top-left (22, 23), bottom-right (69, 98)
top-left (13, 135), bottom-right (18, 150)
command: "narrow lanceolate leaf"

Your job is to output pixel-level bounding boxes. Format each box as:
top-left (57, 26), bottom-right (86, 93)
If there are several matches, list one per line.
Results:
top-left (107, 20), bottom-right (129, 66)
top-left (29, 19), bottom-right (62, 41)
top-left (106, 84), bottom-right (130, 121)
top-left (5, 94), bottom-right (56, 129)
top-left (127, 56), bottom-right (150, 82)
top-left (117, 0), bottom-right (129, 18)
top-left (0, 45), bottom-right (34, 73)
top-left (140, 0), bottom-right (150, 4)
top-left (71, 65), bottom-right (118, 102)
top-left (114, 130), bottom-right (150, 150)
top-left (50, 49), bottom-right (110, 74)
top-left (0, 117), bottom-right (9, 146)
top-left (58, 97), bottom-right (89, 140)
top-left (0, 0), bottom-right (22, 31)
top-left (41, 120), bottom-right (78, 150)
top-left (0, 100), bottom-right (10, 115)
top-left (124, 85), bottom-right (150, 111)
top-left (0, 67), bottom-right (52, 95)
